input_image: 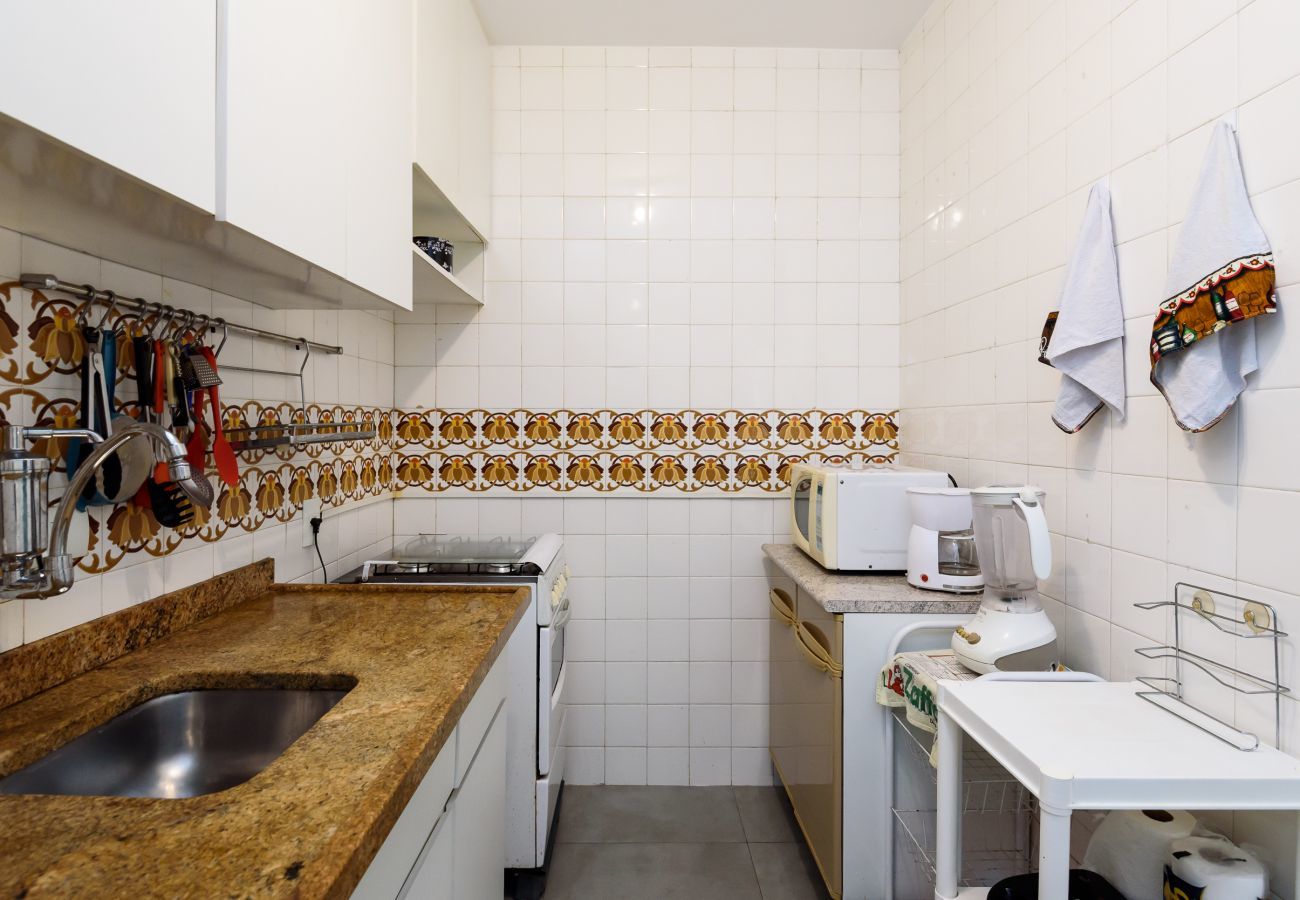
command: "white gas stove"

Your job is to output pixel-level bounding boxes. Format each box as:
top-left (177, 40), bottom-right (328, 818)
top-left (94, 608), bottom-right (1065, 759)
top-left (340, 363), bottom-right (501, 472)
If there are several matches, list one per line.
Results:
top-left (338, 533), bottom-right (569, 897)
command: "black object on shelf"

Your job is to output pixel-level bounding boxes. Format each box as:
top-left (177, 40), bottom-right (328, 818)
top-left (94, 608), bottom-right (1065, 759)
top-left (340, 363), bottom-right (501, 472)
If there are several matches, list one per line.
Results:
top-left (987, 870), bottom-right (1125, 900)
top-left (413, 235), bottom-right (454, 272)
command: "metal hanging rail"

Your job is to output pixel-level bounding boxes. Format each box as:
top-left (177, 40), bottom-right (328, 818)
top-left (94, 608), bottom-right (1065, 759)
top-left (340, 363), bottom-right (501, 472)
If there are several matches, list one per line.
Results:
top-left (19, 273), bottom-right (344, 355)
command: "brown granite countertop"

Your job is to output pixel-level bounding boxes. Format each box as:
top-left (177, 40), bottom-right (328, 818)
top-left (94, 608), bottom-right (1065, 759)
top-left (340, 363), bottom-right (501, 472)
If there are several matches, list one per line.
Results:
top-left (763, 543), bottom-right (983, 614)
top-left (0, 582), bottom-right (528, 899)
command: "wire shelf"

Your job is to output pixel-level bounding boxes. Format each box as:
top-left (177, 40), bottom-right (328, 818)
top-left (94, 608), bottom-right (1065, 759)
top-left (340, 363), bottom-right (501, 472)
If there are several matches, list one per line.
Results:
top-left (892, 807), bottom-right (1033, 888)
top-left (225, 421), bottom-right (377, 451)
top-left (891, 709), bottom-right (1033, 814)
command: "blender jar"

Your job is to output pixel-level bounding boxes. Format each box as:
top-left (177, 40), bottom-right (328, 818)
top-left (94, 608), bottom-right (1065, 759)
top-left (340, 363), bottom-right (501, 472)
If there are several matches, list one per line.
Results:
top-left (969, 486), bottom-right (1050, 600)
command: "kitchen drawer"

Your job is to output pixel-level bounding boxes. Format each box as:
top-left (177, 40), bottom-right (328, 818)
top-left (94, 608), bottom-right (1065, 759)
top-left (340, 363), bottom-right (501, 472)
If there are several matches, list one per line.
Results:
top-left (350, 735), bottom-right (455, 900)
top-left (454, 655), bottom-right (507, 787)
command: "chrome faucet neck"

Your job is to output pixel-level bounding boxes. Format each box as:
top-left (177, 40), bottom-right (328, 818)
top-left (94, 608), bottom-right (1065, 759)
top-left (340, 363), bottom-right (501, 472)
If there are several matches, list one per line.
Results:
top-left (1, 420), bottom-right (195, 599)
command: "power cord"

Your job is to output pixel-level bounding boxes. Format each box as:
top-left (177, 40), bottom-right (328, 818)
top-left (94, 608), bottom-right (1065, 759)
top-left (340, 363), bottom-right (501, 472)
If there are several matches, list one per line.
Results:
top-left (310, 513), bottom-right (326, 583)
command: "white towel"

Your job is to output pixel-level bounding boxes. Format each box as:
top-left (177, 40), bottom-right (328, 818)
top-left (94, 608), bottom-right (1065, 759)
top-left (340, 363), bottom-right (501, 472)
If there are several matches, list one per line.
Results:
top-left (1041, 183), bottom-right (1125, 433)
top-left (1150, 121), bottom-right (1278, 432)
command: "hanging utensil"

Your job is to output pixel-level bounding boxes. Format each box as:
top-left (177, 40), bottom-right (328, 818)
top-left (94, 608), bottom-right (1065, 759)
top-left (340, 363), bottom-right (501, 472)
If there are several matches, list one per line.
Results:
top-left (187, 387), bottom-right (212, 472)
top-left (201, 346), bottom-right (239, 487)
top-left (167, 340), bottom-right (188, 428)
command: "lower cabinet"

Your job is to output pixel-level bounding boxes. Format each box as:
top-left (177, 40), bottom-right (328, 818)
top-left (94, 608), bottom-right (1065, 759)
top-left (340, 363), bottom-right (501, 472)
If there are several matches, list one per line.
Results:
top-left (452, 702), bottom-right (507, 899)
top-left (352, 657), bottom-right (508, 899)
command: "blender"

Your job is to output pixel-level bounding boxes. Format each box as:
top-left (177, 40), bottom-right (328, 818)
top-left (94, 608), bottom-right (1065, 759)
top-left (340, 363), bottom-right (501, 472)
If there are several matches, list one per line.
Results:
top-left (951, 485), bottom-right (1059, 673)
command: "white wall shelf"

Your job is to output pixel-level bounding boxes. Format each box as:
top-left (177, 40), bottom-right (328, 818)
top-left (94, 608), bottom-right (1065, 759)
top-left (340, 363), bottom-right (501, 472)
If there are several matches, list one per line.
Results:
top-left (413, 245), bottom-right (482, 306)
top-left (412, 162), bottom-right (487, 307)
top-left (413, 162), bottom-right (488, 244)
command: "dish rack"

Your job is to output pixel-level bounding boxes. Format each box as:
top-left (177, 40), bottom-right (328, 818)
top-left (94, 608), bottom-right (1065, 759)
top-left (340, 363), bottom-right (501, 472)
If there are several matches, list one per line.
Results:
top-left (1133, 582), bottom-right (1289, 751)
top-left (222, 342), bottom-right (377, 451)
top-left (890, 709), bottom-right (1036, 893)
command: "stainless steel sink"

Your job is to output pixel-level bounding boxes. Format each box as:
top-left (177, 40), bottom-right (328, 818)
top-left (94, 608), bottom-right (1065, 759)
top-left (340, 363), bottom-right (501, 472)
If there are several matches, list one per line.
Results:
top-left (0, 688), bottom-right (349, 798)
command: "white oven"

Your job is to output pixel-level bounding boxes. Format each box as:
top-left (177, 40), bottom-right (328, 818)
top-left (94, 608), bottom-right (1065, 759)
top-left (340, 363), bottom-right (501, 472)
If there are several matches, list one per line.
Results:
top-left (538, 580), bottom-right (569, 775)
top-left (337, 534), bottom-right (568, 899)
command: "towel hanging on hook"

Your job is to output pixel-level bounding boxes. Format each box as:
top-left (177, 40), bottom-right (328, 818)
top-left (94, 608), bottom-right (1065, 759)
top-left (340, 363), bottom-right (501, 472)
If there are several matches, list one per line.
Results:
top-left (1149, 121), bottom-right (1279, 432)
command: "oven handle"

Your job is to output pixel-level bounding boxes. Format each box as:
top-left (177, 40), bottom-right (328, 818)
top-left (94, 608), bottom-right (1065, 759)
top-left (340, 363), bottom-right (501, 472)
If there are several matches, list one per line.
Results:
top-left (551, 592), bottom-right (572, 630)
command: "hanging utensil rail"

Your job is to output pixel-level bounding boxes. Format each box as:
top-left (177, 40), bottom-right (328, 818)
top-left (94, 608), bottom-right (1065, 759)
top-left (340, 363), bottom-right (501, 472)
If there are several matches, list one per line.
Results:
top-left (23, 273), bottom-right (376, 451)
top-left (20, 273), bottom-right (344, 355)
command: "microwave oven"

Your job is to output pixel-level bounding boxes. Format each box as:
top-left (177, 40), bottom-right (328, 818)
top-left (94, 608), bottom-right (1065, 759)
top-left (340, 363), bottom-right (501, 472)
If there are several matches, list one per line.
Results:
top-left (789, 462), bottom-right (949, 570)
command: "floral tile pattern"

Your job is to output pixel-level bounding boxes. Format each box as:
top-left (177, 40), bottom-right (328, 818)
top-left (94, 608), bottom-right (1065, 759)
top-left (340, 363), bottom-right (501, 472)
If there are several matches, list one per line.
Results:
top-left (0, 281), bottom-right (901, 576)
top-left (390, 407), bottom-right (900, 493)
top-left (0, 281), bottom-right (391, 577)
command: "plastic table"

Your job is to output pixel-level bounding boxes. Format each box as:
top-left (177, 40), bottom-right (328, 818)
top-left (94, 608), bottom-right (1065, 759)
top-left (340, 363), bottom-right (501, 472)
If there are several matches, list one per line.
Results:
top-left (934, 677), bottom-right (1300, 899)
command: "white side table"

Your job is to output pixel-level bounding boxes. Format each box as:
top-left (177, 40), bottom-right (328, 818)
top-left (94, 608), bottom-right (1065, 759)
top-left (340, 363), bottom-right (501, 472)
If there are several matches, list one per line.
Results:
top-left (934, 677), bottom-right (1300, 899)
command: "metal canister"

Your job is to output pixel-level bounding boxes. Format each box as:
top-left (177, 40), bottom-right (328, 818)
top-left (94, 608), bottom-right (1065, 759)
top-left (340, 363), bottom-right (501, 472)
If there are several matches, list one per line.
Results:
top-left (1, 424), bottom-right (50, 566)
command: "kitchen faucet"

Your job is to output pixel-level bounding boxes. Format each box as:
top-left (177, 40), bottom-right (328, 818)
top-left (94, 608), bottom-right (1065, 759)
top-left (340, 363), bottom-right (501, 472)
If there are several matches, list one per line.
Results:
top-left (0, 421), bottom-right (205, 599)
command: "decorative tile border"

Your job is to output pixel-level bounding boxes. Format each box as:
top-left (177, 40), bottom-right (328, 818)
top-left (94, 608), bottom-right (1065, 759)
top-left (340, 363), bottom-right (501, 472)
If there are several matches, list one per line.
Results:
top-left (389, 407), bottom-right (899, 493)
top-left (1, 280), bottom-right (902, 575)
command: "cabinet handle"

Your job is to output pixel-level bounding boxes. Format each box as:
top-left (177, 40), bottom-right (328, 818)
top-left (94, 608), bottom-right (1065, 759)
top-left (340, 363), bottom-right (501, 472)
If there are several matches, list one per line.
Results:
top-left (769, 588), bottom-right (796, 626)
top-left (795, 621), bottom-right (843, 678)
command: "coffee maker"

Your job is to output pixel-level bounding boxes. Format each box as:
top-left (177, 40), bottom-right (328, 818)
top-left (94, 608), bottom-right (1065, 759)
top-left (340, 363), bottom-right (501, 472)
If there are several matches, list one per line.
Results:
top-left (905, 487), bottom-right (983, 594)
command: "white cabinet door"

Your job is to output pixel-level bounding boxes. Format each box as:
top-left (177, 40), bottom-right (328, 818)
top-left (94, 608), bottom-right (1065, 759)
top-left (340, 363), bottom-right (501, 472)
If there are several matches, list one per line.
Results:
top-left (217, 0), bottom-right (348, 278)
top-left (0, 1), bottom-right (216, 212)
top-left (452, 705), bottom-right (507, 900)
top-left (350, 735), bottom-right (455, 900)
top-left (454, 3), bottom-right (492, 236)
top-left (397, 805), bottom-right (454, 900)
top-left (341, 0), bottom-right (413, 309)
top-left (413, 0), bottom-right (491, 239)
top-left (414, 0), bottom-right (460, 202)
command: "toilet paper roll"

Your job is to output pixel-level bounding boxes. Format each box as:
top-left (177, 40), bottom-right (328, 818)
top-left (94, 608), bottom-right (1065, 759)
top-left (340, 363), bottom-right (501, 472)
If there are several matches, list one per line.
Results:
top-left (1083, 809), bottom-right (1197, 900)
top-left (1165, 835), bottom-right (1267, 900)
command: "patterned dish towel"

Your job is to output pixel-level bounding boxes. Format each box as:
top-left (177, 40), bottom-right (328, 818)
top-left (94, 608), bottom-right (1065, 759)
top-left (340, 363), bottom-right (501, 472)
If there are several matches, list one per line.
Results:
top-left (1150, 121), bottom-right (1278, 431)
top-left (877, 649), bottom-right (979, 765)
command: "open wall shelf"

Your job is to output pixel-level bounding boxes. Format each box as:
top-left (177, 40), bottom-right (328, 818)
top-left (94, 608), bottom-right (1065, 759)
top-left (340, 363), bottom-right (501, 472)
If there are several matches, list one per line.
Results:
top-left (412, 162), bottom-right (486, 306)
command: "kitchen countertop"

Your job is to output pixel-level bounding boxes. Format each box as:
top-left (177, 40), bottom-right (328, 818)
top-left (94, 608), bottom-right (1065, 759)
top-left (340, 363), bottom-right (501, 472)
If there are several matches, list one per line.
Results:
top-left (762, 543), bottom-right (983, 614)
top-left (0, 582), bottom-right (528, 899)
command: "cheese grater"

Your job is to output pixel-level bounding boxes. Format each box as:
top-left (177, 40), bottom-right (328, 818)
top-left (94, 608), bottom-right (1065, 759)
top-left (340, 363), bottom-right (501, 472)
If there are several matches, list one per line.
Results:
top-left (180, 346), bottom-right (222, 388)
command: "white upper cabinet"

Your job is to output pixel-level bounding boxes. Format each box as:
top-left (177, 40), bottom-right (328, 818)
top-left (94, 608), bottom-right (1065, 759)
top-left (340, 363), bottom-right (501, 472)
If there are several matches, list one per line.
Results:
top-left (455, 12), bottom-right (492, 236)
top-left (0, 0), bottom-right (216, 213)
top-left (217, 0), bottom-right (349, 282)
top-left (415, 0), bottom-right (461, 201)
top-left (414, 0), bottom-right (491, 239)
top-left (342, 0), bottom-right (414, 309)
top-left (218, 0), bottom-right (413, 309)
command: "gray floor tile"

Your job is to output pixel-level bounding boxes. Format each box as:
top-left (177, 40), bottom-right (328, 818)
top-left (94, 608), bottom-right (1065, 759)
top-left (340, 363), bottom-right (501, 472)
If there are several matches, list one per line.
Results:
top-left (751, 842), bottom-right (833, 900)
top-left (734, 786), bottom-right (801, 843)
top-left (556, 785), bottom-right (747, 844)
top-left (544, 842), bottom-right (763, 900)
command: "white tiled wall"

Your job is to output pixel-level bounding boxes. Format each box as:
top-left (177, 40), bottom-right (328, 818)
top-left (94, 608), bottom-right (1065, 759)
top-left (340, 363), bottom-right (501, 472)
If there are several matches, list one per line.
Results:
top-left (393, 494), bottom-right (789, 786)
top-left (899, 0), bottom-right (1300, 880)
top-left (0, 228), bottom-right (396, 652)
top-left (391, 44), bottom-right (905, 786)
top-left (395, 45), bottom-right (903, 411)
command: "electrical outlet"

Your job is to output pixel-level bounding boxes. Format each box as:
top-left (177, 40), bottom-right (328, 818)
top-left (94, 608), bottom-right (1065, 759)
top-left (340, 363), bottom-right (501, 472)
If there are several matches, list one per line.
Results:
top-left (301, 499), bottom-right (322, 548)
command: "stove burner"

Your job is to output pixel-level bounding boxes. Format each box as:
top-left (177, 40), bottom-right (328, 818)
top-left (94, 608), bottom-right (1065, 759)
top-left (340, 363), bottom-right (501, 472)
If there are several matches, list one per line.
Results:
top-left (356, 559), bottom-right (544, 581)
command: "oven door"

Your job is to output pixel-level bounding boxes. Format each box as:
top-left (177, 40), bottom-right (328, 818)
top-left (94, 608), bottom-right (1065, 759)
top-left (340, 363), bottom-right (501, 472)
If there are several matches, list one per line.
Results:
top-left (537, 591), bottom-right (569, 776)
top-left (792, 467), bottom-right (831, 566)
